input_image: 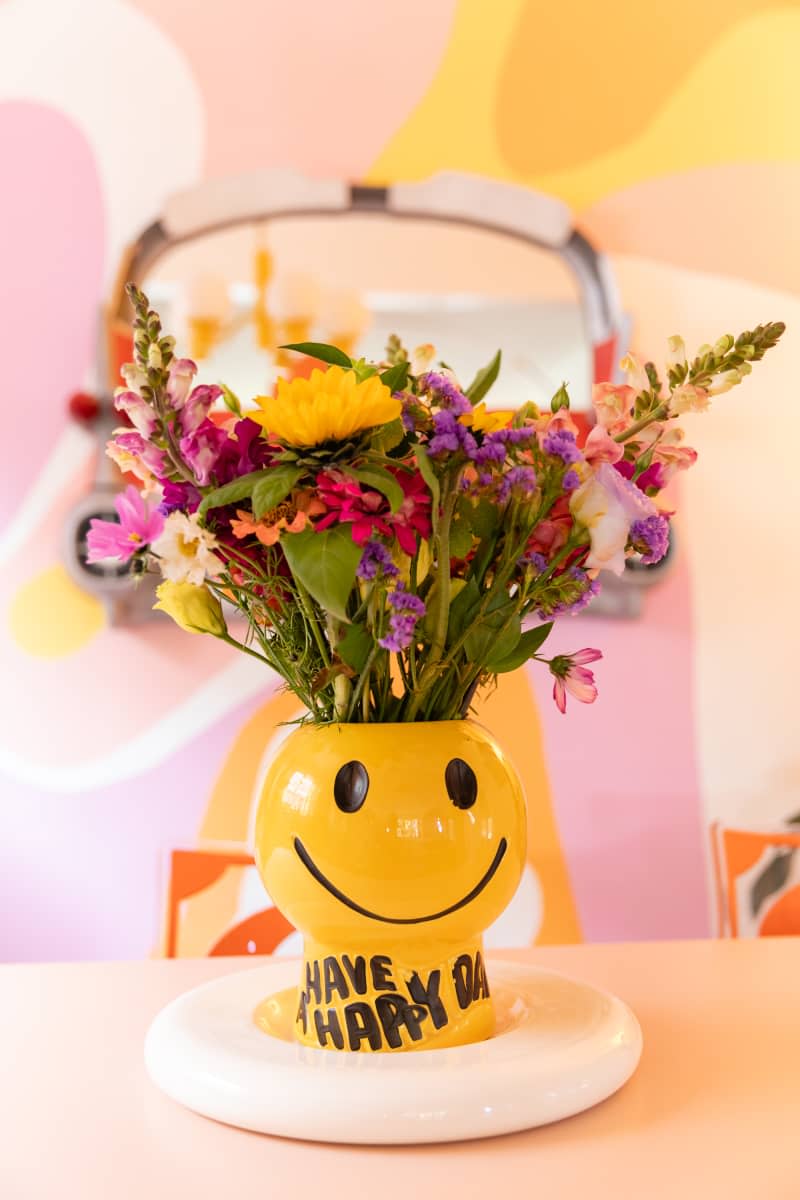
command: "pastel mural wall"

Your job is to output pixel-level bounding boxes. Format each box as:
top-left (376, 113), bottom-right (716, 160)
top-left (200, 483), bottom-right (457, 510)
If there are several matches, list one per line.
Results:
top-left (2, 0), bottom-right (797, 962)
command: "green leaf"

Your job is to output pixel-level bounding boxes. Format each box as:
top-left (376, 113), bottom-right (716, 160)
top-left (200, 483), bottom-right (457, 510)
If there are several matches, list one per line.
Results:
top-left (465, 603), bottom-right (519, 663)
top-left (219, 383), bottom-right (242, 416)
top-left (414, 445), bottom-right (440, 509)
top-left (380, 361), bottom-right (409, 392)
top-left (251, 465), bottom-right (303, 519)
top-left (280, 525), bottom-right (361, 622)
top-left (351, 357), bottom-right (378, 381)
top-left (352, 466), bottom-right (404, 514)
top-left (470, 498), bottom-right (500, 540)
top-left (198, 469), bottom-right (270, 518)
top-left (447, 577), bottom-right (480, 641)
top-left (465, 349), bottom-right (502, 403)
top-left (338, 623), bottom-right (373, 672)
top-left (487, 622), bottom-right (554, 674)
top-left (449, 519), bottom-right (473, 560)
top-left (550, 382), bottom-right (570, 413)
top-left (279, 341), bottom-right (352, 368)
top-left (371, 417), bottom-right (405, 454)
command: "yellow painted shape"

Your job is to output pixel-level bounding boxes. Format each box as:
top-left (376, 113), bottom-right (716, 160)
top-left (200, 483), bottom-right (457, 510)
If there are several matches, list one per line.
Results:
top-left (8, 565), bottom-right (105, 658)
top-left (369, 4), bottom-right (800, 211)
top-left (255, 720), bottom-right (526, 1050)
top-left (475, 668), bottom-right (582, 945)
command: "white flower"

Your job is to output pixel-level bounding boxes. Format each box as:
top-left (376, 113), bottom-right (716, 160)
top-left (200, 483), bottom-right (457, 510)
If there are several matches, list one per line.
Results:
top-left (619, 352), bottom-right (650, 395)
top-left (666, 335), bottom-right (686, 370)
top-left (151, 512), bottom-right (223, 585)
top-left (669, 384), bottom-right (711, 415)
top-left (570, 462), bottom-right (655, 575)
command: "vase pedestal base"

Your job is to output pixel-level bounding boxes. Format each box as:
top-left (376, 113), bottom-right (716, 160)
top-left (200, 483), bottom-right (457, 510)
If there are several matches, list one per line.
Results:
top-left (145, 957), bottom-right (641, 1144)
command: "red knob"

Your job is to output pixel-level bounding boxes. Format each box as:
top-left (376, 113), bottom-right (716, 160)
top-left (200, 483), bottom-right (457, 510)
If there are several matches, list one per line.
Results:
top-left (68, 391), bottom-right (100, 422)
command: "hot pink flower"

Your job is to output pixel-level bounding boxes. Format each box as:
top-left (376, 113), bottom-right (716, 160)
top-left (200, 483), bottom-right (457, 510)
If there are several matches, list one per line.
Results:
top-left (108, 431), bottom-right (168, 480)
top-left (179, 419), bottom-right (229, 485)
top-left (86, 485), bottom-right (164, 563)
top-left (315, 469), bottom-right (431, 554)
top-left (179, 384), bottom-right (223, 436)
top-left (550, 648), bottom-right (602, 714)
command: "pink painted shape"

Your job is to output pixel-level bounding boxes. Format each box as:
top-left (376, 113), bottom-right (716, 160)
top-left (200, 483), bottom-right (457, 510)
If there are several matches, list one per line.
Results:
top-left (0, 691), bottom-right (270, 962)
top-left (131, 0), bottom-right (458, 177)
top-left (581, 163), bottom-right (800, 296)
top-left (528, 519), bottom-right (709, 940)
top-left (0, 103), bottom-right (104, 531)
top-left (0, 462), bottom-right (257, 768)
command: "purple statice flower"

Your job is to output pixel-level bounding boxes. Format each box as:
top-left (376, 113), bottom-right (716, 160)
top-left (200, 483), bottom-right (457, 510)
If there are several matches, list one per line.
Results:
top-left (86, 485), bottom-right (164, 563)
top-left (179, 419), bottom-right (229, 486)
top-left (473, 432), bottom-right (508, 466)
top-left (563, 469), bottom-right (581, 491)
top-left (540, 568), bottom-right (601, 619)
top-left (522, 550), bottom-right (548, 573)
top-left (428, 409), bottom-right (477, 458)
top-left (357, 540), bottom-right (399, 582)
top-left (543, 429), bottom-right (582, 464)
top-left (629, 514), bottom-right (670, 564)
top-left (379, 583), bottom-right (426, 653)
top-left (497, 465), bottom-right (537, 503)
top-left (420, 372), bottom-right (471, 415)
top-left (159, 480), bottom-right (201, 516)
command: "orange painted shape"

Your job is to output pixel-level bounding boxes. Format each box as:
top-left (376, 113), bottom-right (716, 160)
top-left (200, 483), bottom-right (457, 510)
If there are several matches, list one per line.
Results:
top-left (722, 829), bottom-right (800, 937)
top-left (209, 908), bottom-right (294, 957)
top-left (475, 669), bottom-right (582, 945)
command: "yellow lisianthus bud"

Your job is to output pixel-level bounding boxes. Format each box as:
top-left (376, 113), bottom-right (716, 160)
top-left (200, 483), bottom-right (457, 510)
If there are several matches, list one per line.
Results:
top-left (153, 580), bottom-right (227, 636)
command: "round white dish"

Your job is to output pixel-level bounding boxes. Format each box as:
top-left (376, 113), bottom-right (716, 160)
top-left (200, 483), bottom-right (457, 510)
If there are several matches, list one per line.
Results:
top-left (144, 958), bottom-right (642, 1144)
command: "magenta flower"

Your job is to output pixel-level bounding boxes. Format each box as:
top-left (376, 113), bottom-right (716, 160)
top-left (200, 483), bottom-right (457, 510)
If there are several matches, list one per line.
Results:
top-left (316, 469), bottom-right (431, 555)
top-left (109, 431), bottom-right (169, 480)
top-left (86, 485), bottom-right (164, 563)
top-left (179, 384), bottom-right (223, 436)
top-left (179, 419), bottom-right (229, 485)
top-left (549, 648), bottom-right (602, 714)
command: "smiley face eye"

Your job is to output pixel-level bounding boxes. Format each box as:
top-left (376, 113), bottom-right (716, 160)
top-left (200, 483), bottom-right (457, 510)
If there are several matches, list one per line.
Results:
top-left (334, 761), bottom-right (369, 813)
top-left (445, 758), bottom-right (478, 810)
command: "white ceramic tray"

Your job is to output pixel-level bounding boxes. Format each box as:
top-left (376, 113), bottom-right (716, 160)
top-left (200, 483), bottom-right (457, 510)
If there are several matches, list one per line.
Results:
top-left (144, 958), bottom-right (642, 1144)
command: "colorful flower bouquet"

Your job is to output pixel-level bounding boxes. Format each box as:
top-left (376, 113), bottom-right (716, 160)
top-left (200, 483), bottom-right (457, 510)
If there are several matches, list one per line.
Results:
top-left (89, 286), bottom-right (784, 723)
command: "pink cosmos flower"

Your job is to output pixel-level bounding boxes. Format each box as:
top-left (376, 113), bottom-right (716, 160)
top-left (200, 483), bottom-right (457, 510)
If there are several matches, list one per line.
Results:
top-left (315, 469), bottom-right (431, 554)
top-left (550, 648), bottom-right (602, 714)
top-left (86, 485), bottom-right (164, 563)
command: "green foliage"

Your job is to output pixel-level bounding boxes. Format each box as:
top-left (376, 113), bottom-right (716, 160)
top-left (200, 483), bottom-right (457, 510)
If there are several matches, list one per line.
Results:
top-left (280, 525), bottom-right (362, 622)
top-left (252, 466), bottom-right (304, 519)
top-left (465, 350), bottom-right (502, 403)
top-left (198, 469), bottom-right (272, 518)
top-left (338, 622), bottom-right (373, 672)
top-left (487, 622), bottom-right (553, 673)
top-left (279, 341), bottom-right (352, 368)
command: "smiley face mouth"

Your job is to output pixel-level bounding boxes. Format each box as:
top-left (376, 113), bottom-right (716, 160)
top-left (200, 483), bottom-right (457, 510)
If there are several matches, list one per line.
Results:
top-left (292, 836), bottom-right (508, 925)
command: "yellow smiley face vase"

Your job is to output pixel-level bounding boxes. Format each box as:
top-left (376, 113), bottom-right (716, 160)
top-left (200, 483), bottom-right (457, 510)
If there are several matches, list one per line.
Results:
top-left (254, 720), bottom-right (527, 1052)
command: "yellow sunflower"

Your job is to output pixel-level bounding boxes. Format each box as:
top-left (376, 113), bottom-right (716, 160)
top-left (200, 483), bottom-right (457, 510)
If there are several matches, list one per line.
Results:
top-left (251, 366), bottom-right (401, 448)
top-left (462, 402), bottom-right (516, 433)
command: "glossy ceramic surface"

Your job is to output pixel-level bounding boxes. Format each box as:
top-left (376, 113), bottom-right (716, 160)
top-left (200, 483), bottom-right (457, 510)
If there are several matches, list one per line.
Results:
top-left (254, 721), bottom-right (527, 1050)
top-left (144, 958), bottom-right (643, 1143)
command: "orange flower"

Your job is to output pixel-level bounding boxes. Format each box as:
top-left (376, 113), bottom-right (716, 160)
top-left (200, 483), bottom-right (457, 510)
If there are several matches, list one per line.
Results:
top-left (230, 491), bottom-right (325, 546)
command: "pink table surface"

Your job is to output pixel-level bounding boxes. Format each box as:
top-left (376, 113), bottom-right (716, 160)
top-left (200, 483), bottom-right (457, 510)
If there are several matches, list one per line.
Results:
top-left (1, 940), bottom-right (799, 1199)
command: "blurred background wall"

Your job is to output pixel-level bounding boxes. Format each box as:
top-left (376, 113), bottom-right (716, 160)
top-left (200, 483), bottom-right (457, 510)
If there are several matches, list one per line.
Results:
top-left (1, 0), bottom-right (798, 961)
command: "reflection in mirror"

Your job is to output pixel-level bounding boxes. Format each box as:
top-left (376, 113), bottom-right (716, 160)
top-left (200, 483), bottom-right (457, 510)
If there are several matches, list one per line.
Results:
top-left (142, 215), bottom-right (590, 412)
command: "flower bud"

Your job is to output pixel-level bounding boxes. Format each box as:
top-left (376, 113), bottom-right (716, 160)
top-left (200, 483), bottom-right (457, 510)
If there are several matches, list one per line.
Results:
top-left (153, 581), bottom-right (227, 636)
top-left (713, 334), bottom-right (734, 356)
top-left (666, 335), bottom-right (686, 369)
